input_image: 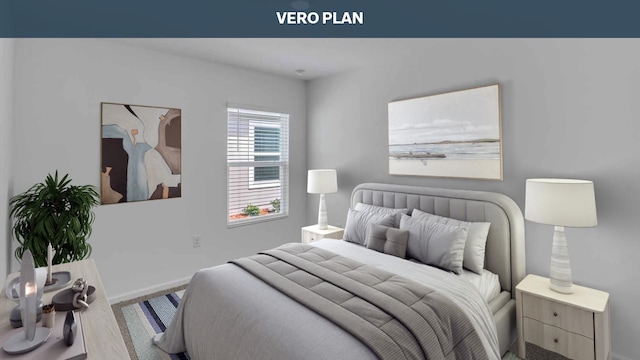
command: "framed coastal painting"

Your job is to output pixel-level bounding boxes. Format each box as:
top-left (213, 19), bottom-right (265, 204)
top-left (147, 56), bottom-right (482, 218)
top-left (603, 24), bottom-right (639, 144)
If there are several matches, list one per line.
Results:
top-left (101, 102), bottom-right (182, 204)
top-left (388, 84), bottom-right (502, 180)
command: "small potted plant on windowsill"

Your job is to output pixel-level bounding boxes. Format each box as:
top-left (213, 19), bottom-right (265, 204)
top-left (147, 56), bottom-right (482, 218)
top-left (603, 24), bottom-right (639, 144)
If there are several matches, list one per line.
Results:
top-left (10, 171), bottom-right (100, 267)
top-left (242, 204), bottom-right (261, 217)
top-left (269, 198), bottom-right (281, 213)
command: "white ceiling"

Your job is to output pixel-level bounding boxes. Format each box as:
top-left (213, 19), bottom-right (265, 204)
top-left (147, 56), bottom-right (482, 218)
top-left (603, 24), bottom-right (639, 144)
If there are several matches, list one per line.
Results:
top-left (111, 39), bottom-right (446, 80)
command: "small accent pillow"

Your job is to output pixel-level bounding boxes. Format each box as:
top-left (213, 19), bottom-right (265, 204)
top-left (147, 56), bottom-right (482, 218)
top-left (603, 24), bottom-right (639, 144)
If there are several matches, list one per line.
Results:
top-left (354, 203), bottom-right (409, 228)
top-left (366, 223), bottom-right (409, 258)
top-left (411, 209), bottom-right (491, 275)
top-left (399, 214), bottom-right (468, 274)
top-left (343, 209), bottom-right (395, 246)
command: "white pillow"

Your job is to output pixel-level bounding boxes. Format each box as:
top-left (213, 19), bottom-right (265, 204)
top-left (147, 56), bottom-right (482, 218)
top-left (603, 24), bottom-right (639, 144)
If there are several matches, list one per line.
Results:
top-left (411, 209), bottom-right (490, 275)
top-left (399, 214), bottom-right (468, 274)
top-left (354, 203), bottom-right (409, 228)
top-left (343, 209), bottom-right (395, 246)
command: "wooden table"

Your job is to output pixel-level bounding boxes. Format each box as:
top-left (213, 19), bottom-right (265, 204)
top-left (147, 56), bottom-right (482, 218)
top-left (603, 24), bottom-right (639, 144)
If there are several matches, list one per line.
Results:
top-left (0, 259), bottom-right (130, 359)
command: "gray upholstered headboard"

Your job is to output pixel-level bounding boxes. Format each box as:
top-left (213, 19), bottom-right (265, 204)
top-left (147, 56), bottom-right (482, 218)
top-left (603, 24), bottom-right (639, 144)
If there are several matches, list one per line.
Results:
top-left (351, 183), bottom-right (525, 296)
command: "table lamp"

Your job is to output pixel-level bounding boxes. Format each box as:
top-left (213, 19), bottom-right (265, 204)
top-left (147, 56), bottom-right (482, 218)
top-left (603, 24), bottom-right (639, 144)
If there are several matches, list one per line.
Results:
top-left (525, 178), bottom-right (598, 294)
top-left (3, 250), bottom-right (51, 354)
top-left (307, 169), bottom-right (337, 230)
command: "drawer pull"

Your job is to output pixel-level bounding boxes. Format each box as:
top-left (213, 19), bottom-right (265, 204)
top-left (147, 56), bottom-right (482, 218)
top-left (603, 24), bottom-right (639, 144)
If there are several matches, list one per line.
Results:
top-left (553, 312), bottom-right (558, 317)
top-left (554, 338), bottom-right (558, 343)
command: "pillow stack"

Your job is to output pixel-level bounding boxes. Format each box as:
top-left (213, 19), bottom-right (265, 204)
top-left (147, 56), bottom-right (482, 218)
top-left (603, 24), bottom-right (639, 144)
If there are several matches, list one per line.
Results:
top-left (400, 214), bottom-right (468, 274)
top-left (344, 203), bottom-right (410, 258)
top-left (408, 209), bottom-right (491, 274)
top-left (353, 203), bottom-right (408, 228)
top-left (344, 203), bottom-right (490, 275)
top-left (343, 208), bottom-right (395, 246)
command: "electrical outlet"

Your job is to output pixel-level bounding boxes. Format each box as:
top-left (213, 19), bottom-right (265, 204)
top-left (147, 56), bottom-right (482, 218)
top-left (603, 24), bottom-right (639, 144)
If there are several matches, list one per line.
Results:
top-left (192, 234), bottom-right (201, 248)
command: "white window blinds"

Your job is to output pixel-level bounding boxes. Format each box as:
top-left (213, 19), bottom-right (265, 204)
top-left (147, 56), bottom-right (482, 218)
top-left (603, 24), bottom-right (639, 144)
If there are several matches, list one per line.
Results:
top-left (227, 106), bottom-right (289, 226)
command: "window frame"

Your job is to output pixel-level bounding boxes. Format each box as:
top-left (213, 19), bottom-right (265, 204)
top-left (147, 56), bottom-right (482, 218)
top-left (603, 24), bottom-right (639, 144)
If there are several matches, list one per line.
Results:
top-left (226, 105), bottom-right (289, 228)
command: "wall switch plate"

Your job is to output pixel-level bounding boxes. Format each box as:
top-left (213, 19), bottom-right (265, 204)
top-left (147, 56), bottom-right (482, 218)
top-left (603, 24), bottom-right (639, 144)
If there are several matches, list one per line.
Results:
top-left (192, 234), bottom-right (201, 248)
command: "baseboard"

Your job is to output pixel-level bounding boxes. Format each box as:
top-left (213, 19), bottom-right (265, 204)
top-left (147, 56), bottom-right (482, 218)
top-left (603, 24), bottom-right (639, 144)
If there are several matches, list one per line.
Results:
top-left (108, 276), bottom-right (191, 305)
top-left (613, 352), bottom-right (635, 360)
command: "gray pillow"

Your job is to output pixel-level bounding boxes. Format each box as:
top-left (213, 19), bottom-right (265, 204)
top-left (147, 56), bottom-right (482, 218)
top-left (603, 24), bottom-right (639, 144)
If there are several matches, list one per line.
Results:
top-left (411, 209), bottom-right (490, 275)
top-left (399, 214), bottom-right (468, 274)
top-left (366, 223), bottom-right (409, 258)
top-left (354, 203), bottom-right (409, 228)
top-left (343, 209), bottom-right (395, 246)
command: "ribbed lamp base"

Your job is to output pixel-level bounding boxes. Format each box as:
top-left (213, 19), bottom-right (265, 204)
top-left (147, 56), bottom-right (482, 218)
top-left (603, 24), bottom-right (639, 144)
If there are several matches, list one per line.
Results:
top-left (549, 226), bottom-right (573, 294)
top-left (317, 193), bottom-right (328, 230)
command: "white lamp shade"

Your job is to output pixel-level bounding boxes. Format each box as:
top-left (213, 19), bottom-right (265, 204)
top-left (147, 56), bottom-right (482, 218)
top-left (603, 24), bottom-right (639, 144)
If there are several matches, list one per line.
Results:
top-left (525, 178), bottom-right (597, 227)
top-left (307, 170), bottom-right (338, 194)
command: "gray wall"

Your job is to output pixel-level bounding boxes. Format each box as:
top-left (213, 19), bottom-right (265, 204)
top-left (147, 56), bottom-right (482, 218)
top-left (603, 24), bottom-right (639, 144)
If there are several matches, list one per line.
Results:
top-left (10, 39), bottom-right (307, 300)
top-left (0, 39), bottom-right (14, 281)
top-left (307, 39), bottom-right (640, 360)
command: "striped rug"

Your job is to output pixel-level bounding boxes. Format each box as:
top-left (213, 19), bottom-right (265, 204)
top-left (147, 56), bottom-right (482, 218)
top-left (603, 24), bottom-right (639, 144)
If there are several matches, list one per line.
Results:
top-left (112, 286), bottom-right (189, 360)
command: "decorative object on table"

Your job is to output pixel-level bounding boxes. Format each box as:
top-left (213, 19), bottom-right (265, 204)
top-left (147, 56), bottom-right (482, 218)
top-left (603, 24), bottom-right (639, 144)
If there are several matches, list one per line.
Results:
top-left (2, 250), bottom-right (51, 354)
top-left (0, 311), bottom-right (88, 359)
top-left (41, 304), bottom-right (55, 329)
top-left (525, 178), bottom-right (598, 294)
top-left (10, 171), bottom-right (100, 267)
top-left (63, 311), bottom-right (77, 346)
top-left (52, 278), bottom-right (96, 311)
top-left (388, 84), bottom-right (502, 180)
top-left (8, 266), bottom-right (46, 327)
top-left (7, 271), bottom-right (72, 301)
top-left (307, 169), bottom-right (338, 230)
top-left (101, 102), bottom-right (182, 204)
top-left (5, 267), bottom-right (71, 300)
top-left (46, 243), bottom-right (54, 286)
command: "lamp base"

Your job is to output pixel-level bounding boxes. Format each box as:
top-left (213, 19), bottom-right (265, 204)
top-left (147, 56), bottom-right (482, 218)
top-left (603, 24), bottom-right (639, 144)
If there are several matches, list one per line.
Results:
top-left (10, 302), bottom-right (43, 328)
top-left (549, 225), bottom-right (574, 294)
top-left (317, 193), bottom-right (328, 230)
top-left (2, 327), bottom-right (50, 354)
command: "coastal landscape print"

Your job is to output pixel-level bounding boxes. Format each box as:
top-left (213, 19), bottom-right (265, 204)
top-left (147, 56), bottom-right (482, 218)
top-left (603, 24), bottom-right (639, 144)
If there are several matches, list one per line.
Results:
top-left (101, 103), bottom-right (182, 204)
top-left (388, 84), bottom-right (502, 180)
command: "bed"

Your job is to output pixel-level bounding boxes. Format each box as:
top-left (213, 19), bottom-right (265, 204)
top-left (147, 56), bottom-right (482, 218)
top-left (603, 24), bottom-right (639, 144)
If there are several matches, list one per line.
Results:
top-left (154, 183), bottom-right (525, 359)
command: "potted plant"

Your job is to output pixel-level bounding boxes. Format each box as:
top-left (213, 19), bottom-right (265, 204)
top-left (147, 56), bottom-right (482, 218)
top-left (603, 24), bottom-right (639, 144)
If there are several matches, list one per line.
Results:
top-left (270, 198), bottom-right (281, 213)
top-left (10, 171), bottom-right (100, 267)
top-left (242, 204), bottom-right (261, 217)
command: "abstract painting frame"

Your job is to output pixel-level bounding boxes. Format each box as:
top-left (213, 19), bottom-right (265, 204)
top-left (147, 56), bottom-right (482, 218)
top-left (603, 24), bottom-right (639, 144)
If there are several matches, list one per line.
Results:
top-left (388, 84), bottom-right (502, 180)
top-left (101, 102), bottom-right (182, 204)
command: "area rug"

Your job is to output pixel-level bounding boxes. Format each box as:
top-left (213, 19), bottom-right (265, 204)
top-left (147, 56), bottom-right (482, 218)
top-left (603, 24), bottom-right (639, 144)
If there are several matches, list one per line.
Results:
top-left (113, 285), bottom-right (538, 360)
top-left (112, 285), bottom-right (189, 360)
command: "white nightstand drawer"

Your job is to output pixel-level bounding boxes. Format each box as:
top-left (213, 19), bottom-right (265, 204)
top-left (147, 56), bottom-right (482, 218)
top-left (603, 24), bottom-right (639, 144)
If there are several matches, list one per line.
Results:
top-left (301, 225), bottom-right (344, 244)
top-left (524, 318), bottom-right (595, 360)
top-left (523, 292), bottom-right (594, 338)
top-left (302, 232), bottom-right (318, 244)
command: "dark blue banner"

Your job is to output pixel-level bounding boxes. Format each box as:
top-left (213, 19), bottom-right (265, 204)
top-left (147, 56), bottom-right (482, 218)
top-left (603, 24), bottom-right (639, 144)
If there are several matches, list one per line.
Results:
top-left (2, 0), bottom-right (640, 37)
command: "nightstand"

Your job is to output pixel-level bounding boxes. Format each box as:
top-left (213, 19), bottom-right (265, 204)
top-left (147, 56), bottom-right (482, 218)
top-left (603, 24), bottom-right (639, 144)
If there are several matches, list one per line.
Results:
top-left (516, 274), bottom-right (611, 360)
top-left (301, 225), bottom-right (344, 244)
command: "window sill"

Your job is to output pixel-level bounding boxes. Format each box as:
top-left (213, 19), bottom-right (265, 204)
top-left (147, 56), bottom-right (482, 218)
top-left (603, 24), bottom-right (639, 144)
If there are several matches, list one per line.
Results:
top-left (227, 212), bottom-right (288, 228)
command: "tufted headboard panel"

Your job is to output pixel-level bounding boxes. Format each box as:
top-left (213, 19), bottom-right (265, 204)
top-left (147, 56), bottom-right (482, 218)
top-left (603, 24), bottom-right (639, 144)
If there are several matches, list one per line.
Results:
top-left (351, 183), bottom-right (525, 296)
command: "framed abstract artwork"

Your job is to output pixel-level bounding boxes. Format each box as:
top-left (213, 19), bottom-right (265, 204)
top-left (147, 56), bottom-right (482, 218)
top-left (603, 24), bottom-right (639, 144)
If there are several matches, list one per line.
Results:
top-left (101, 102), bottom-right (182, 204)
top-left (388, 84), bottom-right (502, 180)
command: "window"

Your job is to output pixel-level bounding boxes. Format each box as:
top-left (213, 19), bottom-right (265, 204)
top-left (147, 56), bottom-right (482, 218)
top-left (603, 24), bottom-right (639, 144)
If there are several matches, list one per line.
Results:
top-left (227, 106), bottom-right (289, 226)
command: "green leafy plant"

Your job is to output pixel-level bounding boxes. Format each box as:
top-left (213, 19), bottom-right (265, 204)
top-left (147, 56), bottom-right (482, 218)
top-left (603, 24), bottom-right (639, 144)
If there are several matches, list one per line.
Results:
top-left (270, 198), bottom-right (281, 213)
top-left (10, 171), bottom-right (100, 267)
top-left (242, 204), bottom-right (261, 216)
